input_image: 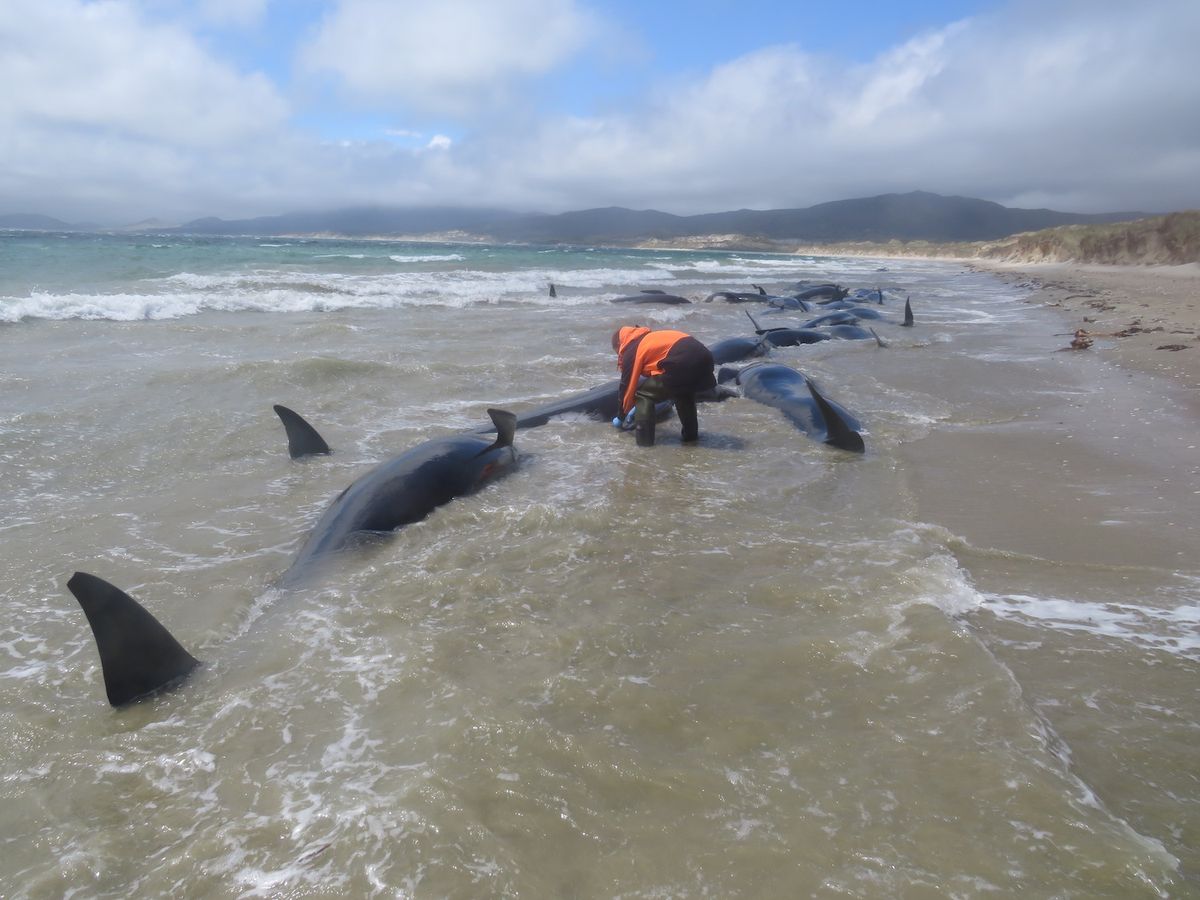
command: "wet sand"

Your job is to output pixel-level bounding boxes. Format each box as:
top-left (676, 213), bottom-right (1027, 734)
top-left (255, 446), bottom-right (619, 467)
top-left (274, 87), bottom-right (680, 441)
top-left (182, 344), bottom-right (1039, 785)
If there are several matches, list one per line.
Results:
top-left (971, 261), bottom-right (1200, 399)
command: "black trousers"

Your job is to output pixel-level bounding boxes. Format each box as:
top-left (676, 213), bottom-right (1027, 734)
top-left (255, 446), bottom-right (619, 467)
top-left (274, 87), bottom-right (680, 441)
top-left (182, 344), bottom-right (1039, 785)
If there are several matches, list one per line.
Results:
top-left (635, 377), bottom-right (699, 445)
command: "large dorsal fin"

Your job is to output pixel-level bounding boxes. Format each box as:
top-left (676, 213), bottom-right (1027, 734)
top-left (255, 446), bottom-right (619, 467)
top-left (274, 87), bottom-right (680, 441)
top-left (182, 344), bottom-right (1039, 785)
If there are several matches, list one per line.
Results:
top-left (67, 572), bottom-right (201, 707)
top-left (273, 405), bottom-right (331, 458)
top-left (806, 381), bottom-right (865, 454)
top-left (479, 408), bottom-right (517, 453)
top-left (902, 296), bottom-right (914, 327)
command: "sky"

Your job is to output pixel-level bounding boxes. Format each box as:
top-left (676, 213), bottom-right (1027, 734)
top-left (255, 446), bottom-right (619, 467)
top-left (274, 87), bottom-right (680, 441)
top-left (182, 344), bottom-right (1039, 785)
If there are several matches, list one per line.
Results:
top-left (2, 0), bottom-right (1198, 224)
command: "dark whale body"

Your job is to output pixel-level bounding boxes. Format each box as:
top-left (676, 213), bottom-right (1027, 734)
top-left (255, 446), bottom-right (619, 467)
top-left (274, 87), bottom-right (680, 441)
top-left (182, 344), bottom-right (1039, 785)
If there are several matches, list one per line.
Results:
top-left (720, 362), bottom-right (865, 453)
top-left (473, 380), bottom-right (679, 432)
top-left (761, 328), bottom-right (832, 347)
top-left (709, 336), bottom-right (771, 364)
top-left (611, 290), bottom-right (691, 305)
top-left (68, 409), bottom-right (520, 707)
top-left (801, 310), bottom-right (860, 328)
top-left (286, 409), bottom-right (519, 578)
top-left (704, 290), bottom-right (765, 303)
top-left (793, 284), bottom-right (848, 301)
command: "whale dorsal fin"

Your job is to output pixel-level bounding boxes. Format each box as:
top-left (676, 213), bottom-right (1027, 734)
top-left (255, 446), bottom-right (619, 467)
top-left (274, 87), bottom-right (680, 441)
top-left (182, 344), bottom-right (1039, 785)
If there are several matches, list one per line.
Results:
top-left (67, 572), bottom-right (200, 707)
top-left (806, 381), bottom-right (865, 454)
top-left (481, 408), bottom-right (517, 452)
top-left (902, 296), bottom-right (914, 327)
top-left (273, 405), bottom-right (331, 458)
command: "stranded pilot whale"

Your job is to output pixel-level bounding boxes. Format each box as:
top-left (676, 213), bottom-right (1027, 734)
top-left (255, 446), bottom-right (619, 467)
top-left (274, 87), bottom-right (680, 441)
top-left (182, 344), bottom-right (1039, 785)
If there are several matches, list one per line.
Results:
top-left (67, 408), bottom-right (520, 707)
top-left (719, 362), bottom-right (865, 453)
top-left (285, 408), bottom-right (518, 577)
top-left (274, 404), bottom-right (331, 458)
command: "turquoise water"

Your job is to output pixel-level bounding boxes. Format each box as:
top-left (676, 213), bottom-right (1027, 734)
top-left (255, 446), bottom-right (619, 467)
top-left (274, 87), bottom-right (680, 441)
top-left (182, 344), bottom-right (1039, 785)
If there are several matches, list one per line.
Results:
top-left (0, 231), bottom-right (769, 320)
top-left (2, 230), bottom-right (1197, 896)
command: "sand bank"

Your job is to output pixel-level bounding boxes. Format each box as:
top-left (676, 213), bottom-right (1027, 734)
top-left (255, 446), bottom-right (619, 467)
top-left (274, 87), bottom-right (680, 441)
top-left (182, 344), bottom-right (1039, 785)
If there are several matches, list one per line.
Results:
top-left (969, 261), bottom-right (1200, 396)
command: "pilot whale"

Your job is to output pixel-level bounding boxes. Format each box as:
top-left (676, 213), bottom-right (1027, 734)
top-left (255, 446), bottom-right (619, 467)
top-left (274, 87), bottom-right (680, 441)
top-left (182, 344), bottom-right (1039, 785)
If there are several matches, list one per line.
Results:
top-left (611, 290), bottom-right (691, 305)
top-left (67, 408), bottom-right (520, 707)
top-left (719, 362), bottom-right (865, 453)
top-left (274, 404), bottom-right (331, 458)
top-left (285, 408), bottom-right (518, 578)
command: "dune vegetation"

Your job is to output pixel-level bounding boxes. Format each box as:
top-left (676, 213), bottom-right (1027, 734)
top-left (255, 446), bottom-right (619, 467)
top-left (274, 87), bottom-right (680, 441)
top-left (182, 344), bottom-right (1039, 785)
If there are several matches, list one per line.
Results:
top-left (788, 212), bottom-right (1200, 266)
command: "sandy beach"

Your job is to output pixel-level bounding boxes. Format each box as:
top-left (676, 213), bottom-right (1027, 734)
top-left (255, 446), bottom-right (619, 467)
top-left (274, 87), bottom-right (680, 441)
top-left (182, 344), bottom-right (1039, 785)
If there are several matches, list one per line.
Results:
top-left (971, 261), bottom-right (1200, 398)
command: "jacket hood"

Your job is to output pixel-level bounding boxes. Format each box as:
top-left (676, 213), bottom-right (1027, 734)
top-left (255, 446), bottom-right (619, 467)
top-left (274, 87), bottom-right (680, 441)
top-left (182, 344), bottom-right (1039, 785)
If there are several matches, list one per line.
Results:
top-left (614, 325), bottom-right (651, 362)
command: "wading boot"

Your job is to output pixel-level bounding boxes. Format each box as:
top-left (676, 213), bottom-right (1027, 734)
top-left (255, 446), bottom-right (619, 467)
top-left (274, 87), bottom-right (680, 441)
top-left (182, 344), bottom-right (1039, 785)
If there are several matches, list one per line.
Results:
top-left (635, 390), bottom-right (657, 447)
top-left (676, 393), bottom-right (699, 443)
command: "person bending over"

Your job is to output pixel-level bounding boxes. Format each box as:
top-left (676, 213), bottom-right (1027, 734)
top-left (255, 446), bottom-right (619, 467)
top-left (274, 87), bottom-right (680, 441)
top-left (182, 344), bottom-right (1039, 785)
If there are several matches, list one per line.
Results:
top-left (613, 325), bottom-right (717, 446)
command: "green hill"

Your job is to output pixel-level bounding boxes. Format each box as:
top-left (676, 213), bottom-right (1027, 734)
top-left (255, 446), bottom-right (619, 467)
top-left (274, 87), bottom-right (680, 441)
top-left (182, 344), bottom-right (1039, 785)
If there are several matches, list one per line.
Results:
top-left (798, 212), bottom-right (1200, 265)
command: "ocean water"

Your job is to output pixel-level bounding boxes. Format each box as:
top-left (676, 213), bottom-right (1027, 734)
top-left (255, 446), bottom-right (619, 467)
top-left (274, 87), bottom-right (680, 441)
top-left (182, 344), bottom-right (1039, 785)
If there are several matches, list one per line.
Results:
top-left (1, 232), bottom-right (1197, 897)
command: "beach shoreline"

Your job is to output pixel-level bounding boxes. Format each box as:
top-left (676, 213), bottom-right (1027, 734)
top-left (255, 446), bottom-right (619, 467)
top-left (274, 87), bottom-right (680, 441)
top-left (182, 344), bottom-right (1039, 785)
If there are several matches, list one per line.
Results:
top-left (962, 261), bottom-right (1200, 398)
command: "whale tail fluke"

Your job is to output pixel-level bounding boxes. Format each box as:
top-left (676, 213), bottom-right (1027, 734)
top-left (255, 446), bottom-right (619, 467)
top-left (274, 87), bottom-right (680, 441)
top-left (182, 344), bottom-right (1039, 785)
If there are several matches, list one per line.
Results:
top-left (273, 405), bottom-right (331, 458)
top-left (806, 381), bottom-right (866, 454)
top-left (902, 296), bottom-right (914, 327)
top-left (67, 572), bottom-right (201, 707)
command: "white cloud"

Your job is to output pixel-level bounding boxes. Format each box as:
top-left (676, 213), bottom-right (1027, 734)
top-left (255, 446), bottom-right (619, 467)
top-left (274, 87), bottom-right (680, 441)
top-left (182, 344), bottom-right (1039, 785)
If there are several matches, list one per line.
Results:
top-left (449, 0), bottom-right (1200, 214)
top-left (1, 0), bottom-right (1198, 222)
top-left (299, 0), bottom-right (599, 115)
top-left (0, 0), bottom-right (286, 147)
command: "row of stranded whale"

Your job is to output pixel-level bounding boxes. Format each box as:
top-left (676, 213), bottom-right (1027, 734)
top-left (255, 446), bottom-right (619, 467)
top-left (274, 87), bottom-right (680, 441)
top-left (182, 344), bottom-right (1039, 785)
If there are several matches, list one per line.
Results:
top-left (67, 279), bottom-right (914, 709)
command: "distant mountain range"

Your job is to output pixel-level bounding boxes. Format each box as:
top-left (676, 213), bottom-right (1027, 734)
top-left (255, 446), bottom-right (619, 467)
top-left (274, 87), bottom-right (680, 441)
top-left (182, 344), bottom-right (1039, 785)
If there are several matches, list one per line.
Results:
top-left (2, 192), bottom-right (1148, 245)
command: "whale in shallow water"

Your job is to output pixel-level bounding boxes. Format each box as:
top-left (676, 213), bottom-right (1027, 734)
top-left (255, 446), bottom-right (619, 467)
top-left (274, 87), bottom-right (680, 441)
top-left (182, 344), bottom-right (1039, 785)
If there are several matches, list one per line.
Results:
top-left (793, 284), bottom-right (848, 302)
top-left (718, 362), bottom-right (865, 453)
top-left (274, 404), bottom-right (331, 458)
top-left (743, 311), bottom-right (831, 347)
top-left (67, 572), bottom-right (202, 707)
top-left (708, 335), bottom-right (772, 364)
top-left (704, 289), bottom-right (766, 303)
top-left (611, 290), bottom-right (691, 305)
top-left (68, 408), bottom-right (520, 707)
top-left (472, 380), bottom-right (679, 432)
top-left (286, 408), bottom-right (518, 577)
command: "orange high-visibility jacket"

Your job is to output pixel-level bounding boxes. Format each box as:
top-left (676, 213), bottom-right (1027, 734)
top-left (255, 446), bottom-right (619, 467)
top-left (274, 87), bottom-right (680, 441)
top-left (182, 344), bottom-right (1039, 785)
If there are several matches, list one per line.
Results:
top-left (614, 326), bottom-right (694, 415)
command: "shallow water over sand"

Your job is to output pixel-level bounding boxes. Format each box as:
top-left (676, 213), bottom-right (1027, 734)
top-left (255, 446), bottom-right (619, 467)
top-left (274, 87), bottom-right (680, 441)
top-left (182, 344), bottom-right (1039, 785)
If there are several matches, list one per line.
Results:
top-left (2, 237), bottom-right (1197, 896)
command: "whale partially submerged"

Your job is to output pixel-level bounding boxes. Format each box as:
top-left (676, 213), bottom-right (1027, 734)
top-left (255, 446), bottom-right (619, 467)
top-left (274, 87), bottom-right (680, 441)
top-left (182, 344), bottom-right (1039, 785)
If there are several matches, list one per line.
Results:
top-left (472, 380), bottom-right (680, 432)
top-left (274, 404), bottom-right (331, 458)
top-left (285, 408), bottom-right (518, 579)
top-left (611, 289), bottom-right (691, 305)
top-left (719, 362), bottom-right (865, 453)
top-left (68, 408), bottom-right (520, 707)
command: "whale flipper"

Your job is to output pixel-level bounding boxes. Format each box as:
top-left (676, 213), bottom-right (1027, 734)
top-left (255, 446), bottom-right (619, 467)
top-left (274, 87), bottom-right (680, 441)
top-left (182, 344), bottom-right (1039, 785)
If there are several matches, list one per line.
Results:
top-left (806, 381), bottom-right (865, 454)
top-left (274, 404), bottom-right (331, 458)
top-left (902, 297), bottom-right (914, 327)
top-left (67, 572), bottom-right (201, 707)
